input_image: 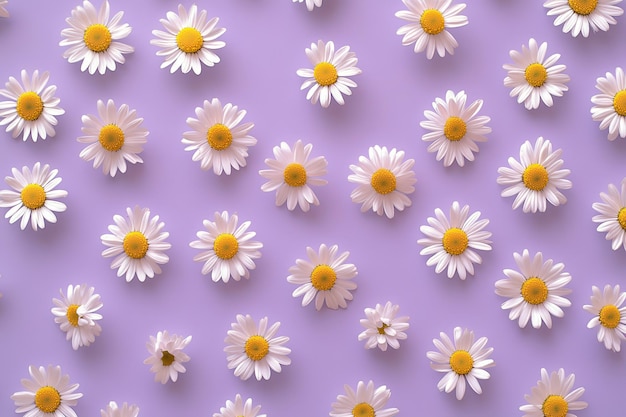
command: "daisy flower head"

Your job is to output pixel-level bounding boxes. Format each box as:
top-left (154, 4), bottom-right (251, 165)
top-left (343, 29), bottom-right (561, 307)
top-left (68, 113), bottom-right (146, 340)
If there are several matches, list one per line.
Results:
top-left (358, 301), bottom-right (410, 351)
top-left (592, 178), bottom-right (626, 250)
top-left (182, 98), bottom-right (256, 175)
top-left (224, 314), bottom-right (291, 381)
top-left (293, 0), bottom-right (322, 11)
top-left (101, 401), bottom-right (139, 417)
top-left (287, 243), bottom-right (358, 310)
top-left (329, 380), bottom-right (399, 417)
top-left (0, 0), bottom-right (8, 17)
top-left (520, 368), bottom-right (587, 417)
top-left (497, 136), bottom-right (572, 213)
top-left (0, 162), bottom-right (68, 231)
top-left (296, 40), bottom-right (361, 108)
top-left (348, 145), bottom-right (417, 219)
top-left (544, 0), bottom-right (623, 37)
top-left (151, 4), bottom-right (226, 75)
top-left (100, 206), bottom-right (171, 282)
top-left (417, 201), bottom-right (492, 280)
top-left (583, 284), bottom-right (626, 352)
top-left (0, 69), bottom-right (64, 141)
top-left (590, 67), bottom-right (626, 141)
top-left (144, 330), bottom-right (192, 384)
top-left (259, 140), bottom-right (328, 212)
top-left (213, 394), bottom-right (266, 417)
top-left (51, 284), bottom-right (103, 350)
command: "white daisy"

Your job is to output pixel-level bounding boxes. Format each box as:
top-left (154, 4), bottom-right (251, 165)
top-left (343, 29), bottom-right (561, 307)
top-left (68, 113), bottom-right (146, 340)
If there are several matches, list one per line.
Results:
top-left (417, 201), bottom-right (492, 280)
top-left (0, 162), bottom-right (68, 231)
top-left (296, 40), bottom-right (361, 108)
top-left (329, 380), bottom-right (399, 417)
top-left (78, 99), bottom-right (149, 177)
top-left (358, 301), bottom-right (410, 351)
top-left (348, 145), bottom-right (417, 219)
top-left (182, 98), bottom-right (256, 175)
top-left (151, 4), bottom-right (226, 75)
top-left (11, 365), bottom-right (83, 417)
top-left (0, 0), bottom-right (8, 17)
top-left (520, 368), bottom-right (587, 417)
top-left (224, 314), bottom-right (291, 381)
top-left (100, 206), bottom-right (171, 282)
top-left (426, 327), bottom-right (495, 400)
top-left (293, 0), bottom-right (322, 11)
top-left (497, 137), bottom-right (572, 213)
top-left (51, 284), bottom-right (103, 350)
top-left (213, 394), bottom-right (266, 417)
top-left (0, 69), bottom-right (64, 142)
top-left (189, 211), bottom-right (263, 283)
top-left (544, 0), bottom-right (623, 37)
top-left (101, 401), bottom-right (139, 417)
top-left (583, 284), bottom-right (626, 352)
top-left (144, 330), bottom-right (192, 384)
top-left (590, 67), bottom-right (626, 141)
top-left (259, 140), bottom-right (328, 212)
top-left (495, 249), bottom-right (572, 329)
top-left (395, 0), bottom-right (468, 59)
top-left (420, 90), bottom-right (491, 167)
top-left (503, 38), bottom-right (570, 110)
top-left (592, 178), bottom-right (626, 250)
top-left (287, 243), bottom-right (358, 310)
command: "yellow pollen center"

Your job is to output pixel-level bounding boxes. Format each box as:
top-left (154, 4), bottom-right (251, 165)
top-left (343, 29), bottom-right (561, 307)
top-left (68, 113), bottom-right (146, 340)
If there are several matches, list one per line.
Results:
top-left (84, 24), bottom-right (112, 52)
top-left (542, 395), bottom-right (568, 417)
top-left (313, 62), bottom-right (338, 86)
top-left (444, 116), bottom-right (467, 141)
top-left (16, 91), bottom-right (44, 121)
top-left (213, 233), bottom-right (239, 260)
top-left (352, 403), bottom-right (375, 417)
top-left (522, 163), bottom-right (549, 191)
top-left (613, 90), bottom-right (626, 117)
top-left (123, 231), bottom-right (149, 259)
top-left (618, 208), bottom-right (626, 230)
top-left (20, 184), bottom-right (46, 210)
top-left (599, 304), bottom-right (621, 329)
top-left (206, 123), bottom-right (233, 150)
top-left (245, 335), bottom-right (269, 361)
top-left (525, 63), bottom-right (548, 88)
top-left (420, 9), bottom-right (445, 35)
top-left (442, 228), bottom-right (468, 256)
top-left (377, 323), bottom-right (389, 335)
top-left (98, 124), bottom-right (125, 152)
top-left (449, 350), bottom-right (474, 375)
top-left (66, 304), bottom-right (80, 327)
top-left (521, 277), bottom-right (549, 305)
top-left (176, 27), bottom-right (204, 53)
top-left (283, 163), bottom-right (307, 187)
top-left (161, 350), bottom-right (175, 366)
top-left (34, 386), bottom-right (61, 414)
top-left (310, 264), bottom-right (337, 291)
top-left (568, 0), bottom-right (597, 15)
top-left (370, 168), bottom-right (397, 195)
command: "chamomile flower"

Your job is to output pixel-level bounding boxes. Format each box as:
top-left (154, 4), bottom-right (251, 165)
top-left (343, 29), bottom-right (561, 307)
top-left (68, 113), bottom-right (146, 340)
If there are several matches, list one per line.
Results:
top-left (293, 0), bottom-right (322, 11)
top-left (0, 162), bottom-right (68, 231)
top-left (592, 178), bottom-right (626, 250)
top-left (590, 67), bottom-right (626, 141)
top-left (0, 0), bottom-right (8, 17)
top-left (100, 206), bottom-right (171, 282)
top-left (78, 99), bottom-right (149, 177)
top-left (259, 140), bottom-right (328, 212)
top-left (348, 145), bottom-right (417, 219)
top-left (0, 69), bottom-right (64, 142)
top-left (296, 40), bottom-right (361, 108)
top-left (144, 330), bottom-right (192, 384)
top-left (213, 394), bottom-right (265, 417)
top-left (420, 90), bottom-right (491, 167)
top-left (497, 137), bottom-right (572, 213)
top-left (583, 284), bottom-right (626, 352)
top-left (503, 38), bottom-right (570, 110)
top-left (495, 250), bottom-right (572, 329)
top-left (417, 201), bottom-right (492, 280)
top-left (11, 365), bottom-right (82, 417)
top-left (287, 243), bottom-right (358, 310)
top-left (426, 327), bottom-right (495, 400)
top-left (544, 0), bottom-right (623, 37)
top-left (330, 380), bottom-right (399, 417)
top-left (358, 301), bottom-right (410, 351)
top-left (51, 284), bottom-right (103, 350)
top-left (520, 368), bottom-right (587, 417)
top-left (151, 4), bottom-right (226, 75)
top-left (101, 401), bottom-right (139, 417)
top-left (182, 98), bottom-right (256, 175)
top-left (395, 0), bottom-right (468, 59)
top-left (224, 314), bottom-right (291, 381)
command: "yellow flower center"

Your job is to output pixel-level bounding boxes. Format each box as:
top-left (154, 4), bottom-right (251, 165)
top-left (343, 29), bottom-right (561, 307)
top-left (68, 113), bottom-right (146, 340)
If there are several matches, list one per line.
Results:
top-left (599, 304), bottom-right (621, 329)
top-left (442, 228), bottom-right (468, 256)
top-left (613, 90), bottom-right (626, 117)
top-left (313, 62), bottom-right (338, 87)
top-left (542, 395), bottom-right (568, 417)
top-left (310, 264), bottom-right (336, 291)
top-left (83, 23), bottom-right (112, 52)
top-left (161, 350), bottom-right (175, 366)
top-left (176, 27), bottom-right (204, 53)
top-left (370, 168), bottom-right (397, 195)
top-left (377, 323), bottom-right (389, 335)
top-left (444, 116), bottom-right (467, 141)
top-left (34, 386), bottom-right (61, 414)
top-left (20, 184), bottom-right (46, 210)
top-left (618, 208), bottom-right (626, 230)
top-left (213, 233), bottom-right (239, 260)
top-left (283, 163), bottom-right (307, 187)
top-left (244, 335), bottom-right (269, 361)
top-left (522, 163), bottom-right (549, 191)
top-left (352, 403), bottom-right (375, 417)
top-left (123, 231), bottom-right (149, 259)
top-left (206, 123), bottom-right (233, 150)
top-left (16, 91), bottom-right (44, 121)
top-left (521, 277), bottom-right (548, 305)
top-left (420, 9), bottom-right (445, 35)
top-left (66, 304), bottom-right (80, 327)
top-left (525, 63), bottom-right (548, 88)
top-left (568, 0), bottom-right (597, 15)
top-left (98, 124), bottom-right (125, 152)
top-left (449, 350), bottom-right (473, 375)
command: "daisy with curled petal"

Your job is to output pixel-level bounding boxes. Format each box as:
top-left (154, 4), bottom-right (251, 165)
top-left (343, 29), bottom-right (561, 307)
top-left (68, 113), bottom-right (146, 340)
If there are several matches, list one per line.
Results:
top-left (590, 67), bottom-right (626, 141)
top-left (520, 368), bottom-right (587, 417)
top-left (293, 0), bottom-right (322, 11)
top-left (151, 4), bottom-right (226, 75)
top-left (417, 201), bottom-right (492, 280)
top-left (213, 394), bottom-right (266, 417)
top-left (592, 178), bottom-right (626, 250)
top-left (100, 206), bottom-right (171, 282)
top-left (0, 0), bottom-right (8, 17)
top-left (358, 301), bottom-right (410, 351)
top-left (101, 401), bottom-right (139, 417)
top-left (544, 0), bottom-right (623, 38)
top-left (583, 284), bottom-right (626, 352)
top-left (330, 380), bottom-right (399, 417)
top-left (51, 284), bottom-right (103, 350)
top-left (144, 330), bottom-right (192, 384)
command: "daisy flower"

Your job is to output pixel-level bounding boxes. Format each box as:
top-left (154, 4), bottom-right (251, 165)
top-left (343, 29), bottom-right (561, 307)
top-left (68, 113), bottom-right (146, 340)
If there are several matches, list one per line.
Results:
top-left (101, 401), bottom-right (139, 417)
top-left (417, 201), bottom-right (492, 280)
top-left (496, 137), bottom-right (572, 213)
top-left (395, 0), bottom-right (468, 59)
top-left (100, 206), bottom-right (171, 282)
top-left (426, 327), bottom-right (495, 400)
top-left (590, 67), bottom-right (626, 141)
top-left (348, 145), bottom-right (417, 219)
top-left (182, 98), bottom-right (256, 175)
top-left (11, 365), bottom-right (82, 417)
top-left (544, 0), bottom-right (623, 37)
top-left (151, 4), bottom-right (226, 75)
top-left (213, 394), bottom-right (266, 417)
top-left (224, 314), bottom-right (291, 381)
top-left (420, 90), bottom-right (491, 167)
top-left (287, 243), bottom-right (358, 310)
top-left (495, 249), bottom-right (572, 329)
top-left (0, 0), bottom-right (8, 17)
top-left (0, 69), bottom-right (64, 142)
top-left (520, 368), bottom-right (587, 417)
top-left (329, 380), bottom-right (399, 417)
top-left (189, 211), bottom-right (263, 283)
top-left (51, 284), bottom-right (103, 350)
top-left (592, 178), bottom-right (626, 250)
top-left (296, 40), bottom-right (361, 108)
top-left (358, 301), bottom-right (410, 351)
top-left (293, 0), bottom-right (322, 11)
top-left (144, 330), bottom-right (192, 384)
top-left (583, 284), bottom-right (626, 352)
top-left (78, 99), bottom-right (149, 177)
top-left (259, 140), bottom-right (328, 212)
top-left (0, 162), bottom-right (68, 231)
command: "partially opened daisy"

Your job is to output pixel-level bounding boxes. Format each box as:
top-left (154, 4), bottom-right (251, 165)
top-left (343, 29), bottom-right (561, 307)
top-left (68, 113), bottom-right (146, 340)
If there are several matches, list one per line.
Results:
top-left (151, 4), bottom-right (226, 75)
top-left (417, 201), bottom-right (492, 280)
top-left (0, 162), bottom-right (68, 231)
top-left (100, 206), bottom-right (171, 282)
top-left (330, 380), bottom-right (399, 417)
top-left (224, 314), bottom-right (291, 381)
top-left (296, 40), bottom-right (361, 108)
top-left (214, 394), bottom-right (265, 417)
top-left (583, 284), bottom-right (626, 352)
top-left (544, 0), bottom-right (623, 37)
top-left (497, 137), bottom-right (572, 213)
top-left (182, 98), bottom-right (256, 175)
top-left (101, 401), bottom-right (139, 417)
top-left (51, 284), bottom-right (103, 350)
top-left (592, 178), bottom-right (626, 250)
top-left (348, 145), bottom-right (417, 219)
top-left (259, 140), bottom-right (328, 211)
top-left (590, 67), bottom-right (626, 141)
top-left (0, 69), bottom-right (64, 142)
top-left (144, 330), bottom-right (192, 384)
top-left (293, 0), bottom-right (322, 11)
top-left (0, 0), bottom-right (8, 17)
top-left (358, 301), bottom-right (410, 351)
top-left (287, 243), bottom-right (358, 310)
top-left (520, 368), bottom-right (587, 417)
